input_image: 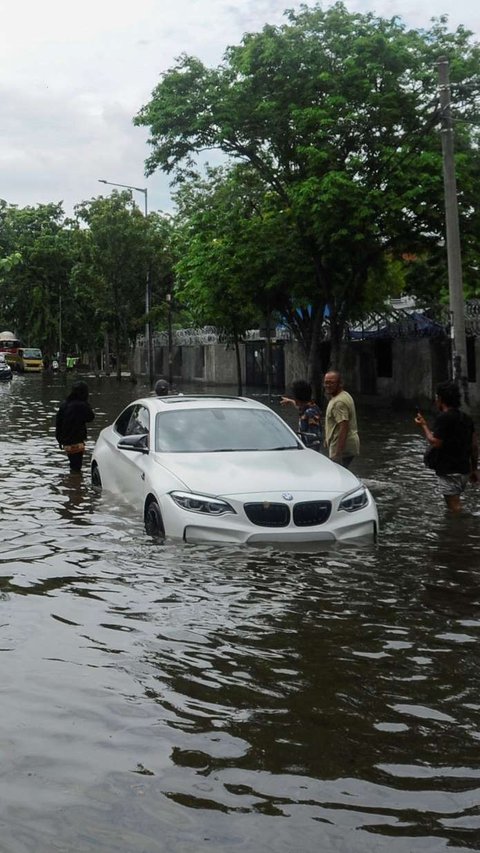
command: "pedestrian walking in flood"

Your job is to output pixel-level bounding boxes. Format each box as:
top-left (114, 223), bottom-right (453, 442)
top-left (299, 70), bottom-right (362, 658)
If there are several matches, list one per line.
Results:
top-left (323, 371), bottom-right (360, 468)
top-left (415, 380), bottom-right (478, 512)
top-left (280, 379), bottom-right (322, 450)
top-left (55, 381), bottom-right (95, 472)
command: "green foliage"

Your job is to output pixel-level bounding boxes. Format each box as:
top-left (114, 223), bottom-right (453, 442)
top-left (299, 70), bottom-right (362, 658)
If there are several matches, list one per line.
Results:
top-left (135, 1), bottom-right (480, 367)
top-left (0, 201), bottom-right (77, 355)
top-left (173, 165), bottom-right (317, 344)
top-left (0, 252), bottom-right (22, 272)
top-left (0, 195), bottom-right (177, 366)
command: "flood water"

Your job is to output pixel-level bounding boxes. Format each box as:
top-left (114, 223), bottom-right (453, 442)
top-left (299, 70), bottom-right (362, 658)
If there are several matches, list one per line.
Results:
top-left (1, 374), bottom-right (480, 853)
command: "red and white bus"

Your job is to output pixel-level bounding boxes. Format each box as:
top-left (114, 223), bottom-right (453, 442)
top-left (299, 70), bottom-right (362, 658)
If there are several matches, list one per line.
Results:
top-left (0, 331), bottom-right (21, 367)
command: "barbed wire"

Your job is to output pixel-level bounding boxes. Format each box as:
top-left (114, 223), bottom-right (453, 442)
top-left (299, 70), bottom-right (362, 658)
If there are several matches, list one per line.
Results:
top-left (139, 305), bottom-right (480, 348)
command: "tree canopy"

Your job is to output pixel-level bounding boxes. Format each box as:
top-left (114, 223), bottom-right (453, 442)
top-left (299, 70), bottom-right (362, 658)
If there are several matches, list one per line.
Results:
top-left (135, 1), bottom-right (480, 378)
top-left (0, 195), bottom-right (176, 373)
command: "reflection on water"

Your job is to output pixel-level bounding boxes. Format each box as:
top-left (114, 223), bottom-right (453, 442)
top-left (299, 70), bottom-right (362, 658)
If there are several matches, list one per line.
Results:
top-left (1, 375), bottom-right (480, 852)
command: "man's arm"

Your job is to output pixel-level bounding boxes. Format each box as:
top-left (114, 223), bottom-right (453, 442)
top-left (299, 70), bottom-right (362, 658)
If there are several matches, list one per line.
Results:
top-left (414, 413), bottom-right (443, 448)
top-left (332, 420), bottom-right (349, 461)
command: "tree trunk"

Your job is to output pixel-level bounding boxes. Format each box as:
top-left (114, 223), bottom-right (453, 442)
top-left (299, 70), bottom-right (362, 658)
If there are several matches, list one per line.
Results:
top-left (328, 313), bottom-right (345, 373)
top-left (265, 311), bottom-right (272, 400)
top-left (128, 339), bottom-right (137, 383)
top-left (234, 331), bottom-right (243, 396)
top-left (104, 329), bottom-right (111, 376)
top-left (307, 304), bottom-right (325, 400)
top-left (114, 320), bottom-right (122, 382)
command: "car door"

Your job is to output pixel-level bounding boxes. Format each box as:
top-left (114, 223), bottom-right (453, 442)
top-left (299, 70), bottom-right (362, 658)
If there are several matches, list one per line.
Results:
top-left (112, 403), bottom-right (151, 502)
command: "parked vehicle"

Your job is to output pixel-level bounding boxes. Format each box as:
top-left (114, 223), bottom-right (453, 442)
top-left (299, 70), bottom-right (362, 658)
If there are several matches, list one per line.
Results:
top-left (15, 347), bottom-right (44, 372)
top-left (0, 330), bottom-right (21, 368)
top-left (91, 395), bottom-right (378, 545)
top-left (0, 353), bottom-right (12, 381)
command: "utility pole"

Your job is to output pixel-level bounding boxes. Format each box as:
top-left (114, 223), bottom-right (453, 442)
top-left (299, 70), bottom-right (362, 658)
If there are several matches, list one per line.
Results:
top-left (166, 292), bottom-right (173, 386)
top-left (437, 57), bottom-right (469, 399)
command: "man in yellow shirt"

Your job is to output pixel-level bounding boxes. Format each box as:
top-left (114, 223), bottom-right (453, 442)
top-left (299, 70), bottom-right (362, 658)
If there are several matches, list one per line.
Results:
top-left (324, 371), bottom-right (360, 468)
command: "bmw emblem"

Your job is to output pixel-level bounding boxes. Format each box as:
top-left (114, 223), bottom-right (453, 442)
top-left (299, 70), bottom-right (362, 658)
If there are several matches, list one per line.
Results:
top-left (282, 492), bottom-right (293, 501)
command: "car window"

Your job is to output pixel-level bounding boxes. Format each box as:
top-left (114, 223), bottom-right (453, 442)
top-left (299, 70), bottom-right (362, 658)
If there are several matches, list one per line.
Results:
top-left (126, 405), bottom-right (150, 436)
top-left (155, 407), bottom-right (299, 452)
top-left (114, 405), bottom-right (136, 436)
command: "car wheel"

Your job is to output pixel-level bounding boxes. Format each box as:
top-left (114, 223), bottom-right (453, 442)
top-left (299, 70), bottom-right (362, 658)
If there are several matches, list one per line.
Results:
top-left (145, 499), bottom-right (165, 538)
top-left (91, 463), bottom-right (102, 490)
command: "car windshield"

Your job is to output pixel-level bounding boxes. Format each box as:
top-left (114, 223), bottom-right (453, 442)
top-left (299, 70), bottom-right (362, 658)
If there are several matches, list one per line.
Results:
top-left (155, 407), bottom-right (300, 452)
top-left (23, 348), bottom-right (42, 358)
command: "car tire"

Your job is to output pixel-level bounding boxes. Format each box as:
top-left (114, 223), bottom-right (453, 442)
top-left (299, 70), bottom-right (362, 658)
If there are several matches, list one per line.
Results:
top-left (145, 499), bottom-right (165, 539)
top-left (91, 463), bottom-right (102, 490)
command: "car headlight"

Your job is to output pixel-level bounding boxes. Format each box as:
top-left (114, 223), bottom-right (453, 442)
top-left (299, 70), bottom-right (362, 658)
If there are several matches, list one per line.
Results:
top-left (169, 491), bottom-right (236, 515)
top-left (339, 486), bottom-right (369, 513)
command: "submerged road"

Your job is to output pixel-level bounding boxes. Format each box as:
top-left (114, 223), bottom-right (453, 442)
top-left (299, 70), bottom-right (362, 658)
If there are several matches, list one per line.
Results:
top-left (1, 374), bottom-right (479, 852)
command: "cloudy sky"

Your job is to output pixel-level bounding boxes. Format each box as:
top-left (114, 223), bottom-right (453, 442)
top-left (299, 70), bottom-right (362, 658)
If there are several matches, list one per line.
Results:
top-left (1, 0), bottom-right (479, 216)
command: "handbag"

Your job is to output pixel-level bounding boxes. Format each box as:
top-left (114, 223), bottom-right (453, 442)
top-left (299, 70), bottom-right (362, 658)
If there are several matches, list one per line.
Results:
top-left (63, 442), bottom-right (86, 454)
top-left (423, 445), bottom-right (440, 470)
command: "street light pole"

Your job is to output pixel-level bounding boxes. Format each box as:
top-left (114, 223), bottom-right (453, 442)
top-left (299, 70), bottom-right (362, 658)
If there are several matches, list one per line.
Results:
top-left (437, 58), bottom-right (468, 399)
top-left (98, 178), bottom-right (154, 386)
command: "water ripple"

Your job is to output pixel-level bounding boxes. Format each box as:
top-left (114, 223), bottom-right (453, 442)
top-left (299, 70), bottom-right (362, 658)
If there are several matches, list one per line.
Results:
top-left (0, 379), bottom-right (479, 852)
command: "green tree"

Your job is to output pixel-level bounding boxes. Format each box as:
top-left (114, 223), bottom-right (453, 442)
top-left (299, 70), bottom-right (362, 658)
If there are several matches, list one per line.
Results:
top-left (135, 2), bottom-right (480, 382)
top-left (73, 192), bottom-right (152, 379)
top-left (174, 164), bottom-right (318, 391)
top-left (0, 201), bottom-right (77, 357)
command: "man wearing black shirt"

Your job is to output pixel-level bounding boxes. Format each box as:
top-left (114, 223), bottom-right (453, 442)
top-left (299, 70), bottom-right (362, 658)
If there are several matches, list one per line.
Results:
top-left (415, 381), bottom-right (478, 512)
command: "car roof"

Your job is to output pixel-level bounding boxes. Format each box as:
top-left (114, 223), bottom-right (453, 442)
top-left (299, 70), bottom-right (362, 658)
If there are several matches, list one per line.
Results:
top-left (132, 395), bottom-right (271, 412)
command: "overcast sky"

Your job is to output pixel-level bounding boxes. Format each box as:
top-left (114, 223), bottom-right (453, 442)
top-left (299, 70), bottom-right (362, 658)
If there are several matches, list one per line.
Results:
top-left (1, 0), bottom-right (479, 217)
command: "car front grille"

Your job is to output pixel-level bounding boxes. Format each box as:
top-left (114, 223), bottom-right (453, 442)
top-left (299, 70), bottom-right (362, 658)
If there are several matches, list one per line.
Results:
top-left (293, 501), bottom-right (331, 526)
top-left (244, 500), bottom-right (332, 528)
top-left (244, 502), bottom-right (290, 527)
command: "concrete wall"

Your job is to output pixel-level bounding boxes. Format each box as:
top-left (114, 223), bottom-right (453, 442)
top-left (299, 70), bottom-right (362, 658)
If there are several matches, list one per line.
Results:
top-left (284, 340), bottom-right (308, 390)
top-left (144, 341), bottom-right (246, 386)
top-left (204, 343), bottom-right (246, 385)
top-left (138, 336), bottom-right (480, 406)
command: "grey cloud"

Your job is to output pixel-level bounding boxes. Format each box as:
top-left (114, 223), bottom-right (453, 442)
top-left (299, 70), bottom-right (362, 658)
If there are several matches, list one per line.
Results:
top-left (0, 83), bottom-right (171, 214)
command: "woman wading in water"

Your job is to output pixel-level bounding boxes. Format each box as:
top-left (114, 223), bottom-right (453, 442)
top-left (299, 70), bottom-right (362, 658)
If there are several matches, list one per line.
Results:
top-left (55, 381), bottom-right (95, 472)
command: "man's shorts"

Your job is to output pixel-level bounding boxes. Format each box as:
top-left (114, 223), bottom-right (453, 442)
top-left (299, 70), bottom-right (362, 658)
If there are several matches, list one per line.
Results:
top-left (436, 472), bottom-right (469, 496)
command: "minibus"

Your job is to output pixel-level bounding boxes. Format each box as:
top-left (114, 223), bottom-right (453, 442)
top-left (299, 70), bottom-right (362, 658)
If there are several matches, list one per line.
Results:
top-left (15, 347), bottom-right (44, 372)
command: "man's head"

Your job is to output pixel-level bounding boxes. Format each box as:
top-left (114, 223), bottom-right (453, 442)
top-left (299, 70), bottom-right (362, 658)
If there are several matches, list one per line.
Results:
top-left (155, 379), bottom-right (170, 397)
top-left (291, 379), bottom-right (312, 404)
top-left (436, 380), bottom-right (461, 409)
top-left (323, 371), bottom-right (342, 398)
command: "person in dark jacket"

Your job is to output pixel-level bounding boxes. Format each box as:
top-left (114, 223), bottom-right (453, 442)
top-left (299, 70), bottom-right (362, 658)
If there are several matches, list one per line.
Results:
top-left (55, 381), bottom-right (95, 471)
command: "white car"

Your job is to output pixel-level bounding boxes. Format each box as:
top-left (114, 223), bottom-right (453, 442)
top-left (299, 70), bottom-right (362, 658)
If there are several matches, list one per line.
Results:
top-left (91, 395), bottom-right (378, 545)
top-left (0, 353), bottom-right (12, 381)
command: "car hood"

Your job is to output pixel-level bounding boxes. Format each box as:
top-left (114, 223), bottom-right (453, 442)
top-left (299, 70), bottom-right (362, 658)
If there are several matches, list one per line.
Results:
top-left (153, 449), bottom-right (359, 496)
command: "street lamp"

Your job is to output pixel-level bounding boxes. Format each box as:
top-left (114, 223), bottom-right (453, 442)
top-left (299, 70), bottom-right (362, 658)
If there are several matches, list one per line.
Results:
top-left (98, 178), bottom-right (153, 385)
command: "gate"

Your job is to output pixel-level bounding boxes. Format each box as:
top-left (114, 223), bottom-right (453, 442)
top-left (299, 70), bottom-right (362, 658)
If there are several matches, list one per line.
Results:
top-left (245, 341), bottom-right (285, 388)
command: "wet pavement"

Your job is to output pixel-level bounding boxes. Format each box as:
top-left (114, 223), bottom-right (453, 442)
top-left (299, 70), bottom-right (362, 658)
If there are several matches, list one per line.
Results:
top-left (1, 373), bottom-right (480, 852)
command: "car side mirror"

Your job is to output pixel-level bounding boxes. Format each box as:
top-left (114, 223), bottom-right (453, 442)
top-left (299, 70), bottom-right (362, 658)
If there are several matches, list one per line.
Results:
top-left (300, 431), bottom-right (321, 450)
top-left (117, 433), bottom-right (149, 453)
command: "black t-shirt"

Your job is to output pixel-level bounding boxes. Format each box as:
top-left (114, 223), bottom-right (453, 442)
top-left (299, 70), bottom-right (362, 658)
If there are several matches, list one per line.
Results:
top-left (432, 408), bottom-right (474, 475)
